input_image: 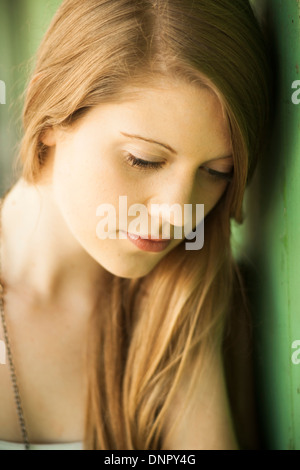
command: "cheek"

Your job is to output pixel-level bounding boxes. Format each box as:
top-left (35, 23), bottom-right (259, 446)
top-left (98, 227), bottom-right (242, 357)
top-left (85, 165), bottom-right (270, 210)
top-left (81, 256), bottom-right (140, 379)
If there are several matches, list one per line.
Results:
top-left (52, 136), bottom-right (112, 207)
top-left (53, 134), bottom-right (141, 205)
top-left (52, 150), bottom-right (101, 214)
top-left (51, 142), bottom-right (111, 245)
top-left (202, 182), bottom-right (228, 216)
top-left (51, 139), bottom-right (144, 245)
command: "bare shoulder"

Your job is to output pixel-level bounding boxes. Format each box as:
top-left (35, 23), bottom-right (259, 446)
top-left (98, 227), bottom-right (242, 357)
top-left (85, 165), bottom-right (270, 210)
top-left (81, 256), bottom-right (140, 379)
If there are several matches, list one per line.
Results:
top-left (160, 345), bottom-right (239, 450)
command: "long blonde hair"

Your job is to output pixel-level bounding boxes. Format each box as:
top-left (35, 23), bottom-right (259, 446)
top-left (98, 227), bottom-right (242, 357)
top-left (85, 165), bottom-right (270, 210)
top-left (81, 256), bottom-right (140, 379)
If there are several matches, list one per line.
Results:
top-left (17, 0), bottom-right (271, 449)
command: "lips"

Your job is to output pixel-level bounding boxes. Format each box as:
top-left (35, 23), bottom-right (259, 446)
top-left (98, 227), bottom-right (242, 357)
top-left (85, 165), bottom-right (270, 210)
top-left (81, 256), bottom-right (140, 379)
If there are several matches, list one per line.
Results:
top-left (120, 231), bottom-right (172, 252)
top-left (133, 233), bottom-right (171, 241)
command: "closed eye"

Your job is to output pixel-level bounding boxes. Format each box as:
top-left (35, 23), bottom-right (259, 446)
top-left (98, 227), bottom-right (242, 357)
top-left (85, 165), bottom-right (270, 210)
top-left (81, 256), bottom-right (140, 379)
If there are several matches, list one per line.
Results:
top-left (125, 154), bottom-right (164, 171)
top-left (125, 154), bottom-right (234, 182)
top-left (200, 165), bottom-right (234, 182)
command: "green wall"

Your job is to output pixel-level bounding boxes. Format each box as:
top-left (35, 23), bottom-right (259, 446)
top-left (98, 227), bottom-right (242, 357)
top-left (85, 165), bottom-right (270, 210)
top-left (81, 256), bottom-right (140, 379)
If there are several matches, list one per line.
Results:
top-left (0, 0), bottom-right (62, 193)
top-left (258, 0), bottom-right (300, 450)
top-left (234, 0), bottom-right (300, 450)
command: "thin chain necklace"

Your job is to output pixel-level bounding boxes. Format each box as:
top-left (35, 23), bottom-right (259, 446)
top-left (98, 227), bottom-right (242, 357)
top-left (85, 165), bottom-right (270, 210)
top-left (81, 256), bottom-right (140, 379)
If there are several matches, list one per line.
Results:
top-left (0, 196), bottom-right (30, 450)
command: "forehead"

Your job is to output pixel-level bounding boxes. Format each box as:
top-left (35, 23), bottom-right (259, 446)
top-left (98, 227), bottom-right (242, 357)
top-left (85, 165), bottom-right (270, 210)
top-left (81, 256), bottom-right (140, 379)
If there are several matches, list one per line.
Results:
top-left (80, 78), bottom-right (232, 158)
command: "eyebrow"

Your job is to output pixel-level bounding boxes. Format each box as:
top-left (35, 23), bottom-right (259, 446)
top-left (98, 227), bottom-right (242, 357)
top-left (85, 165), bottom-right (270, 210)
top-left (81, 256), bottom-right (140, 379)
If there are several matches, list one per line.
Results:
top-left (120, 132), bottom-right (177, 154)
top-left (120, 131), bottom-right (233, 162)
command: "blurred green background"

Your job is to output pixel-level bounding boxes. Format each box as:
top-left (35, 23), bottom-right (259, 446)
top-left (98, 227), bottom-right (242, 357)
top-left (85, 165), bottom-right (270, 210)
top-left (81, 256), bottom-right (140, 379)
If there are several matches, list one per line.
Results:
top-left (0, 0), bottom-right (300, 450)
top-left (233, 0), bottom-right (300, 450)
top-left (0, 0), bottom-right (62, 193)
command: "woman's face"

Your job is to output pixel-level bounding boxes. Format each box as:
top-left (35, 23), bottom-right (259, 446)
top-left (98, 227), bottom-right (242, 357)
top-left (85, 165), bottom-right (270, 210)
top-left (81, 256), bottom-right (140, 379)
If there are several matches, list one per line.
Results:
top-left (43, 78), bottom-right (233, 278)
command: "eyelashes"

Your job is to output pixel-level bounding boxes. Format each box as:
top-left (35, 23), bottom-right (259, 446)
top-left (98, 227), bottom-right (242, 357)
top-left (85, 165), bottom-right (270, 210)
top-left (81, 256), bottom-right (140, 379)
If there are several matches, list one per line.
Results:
top-left (125, 153), bottom-right (234, 182)
top-left (200, 165), bottom-right (234, 182)
top-left (126, 154), bottom-right (163, 171)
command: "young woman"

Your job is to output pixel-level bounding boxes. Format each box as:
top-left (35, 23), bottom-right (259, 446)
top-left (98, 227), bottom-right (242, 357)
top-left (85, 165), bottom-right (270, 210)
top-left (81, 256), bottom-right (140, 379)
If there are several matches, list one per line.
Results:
top-left (0, 0), bottom-right (271, 450)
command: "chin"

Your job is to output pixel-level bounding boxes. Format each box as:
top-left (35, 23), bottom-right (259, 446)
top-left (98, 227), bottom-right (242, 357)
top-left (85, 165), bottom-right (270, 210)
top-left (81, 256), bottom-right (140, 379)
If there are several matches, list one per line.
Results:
top-left (98, 259), bottom-right (156, 279)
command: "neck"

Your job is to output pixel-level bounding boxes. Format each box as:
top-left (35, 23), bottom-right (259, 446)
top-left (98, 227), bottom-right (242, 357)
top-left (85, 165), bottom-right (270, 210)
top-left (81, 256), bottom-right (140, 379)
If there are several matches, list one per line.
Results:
top-left (1, 178), bottom-right (105, 312)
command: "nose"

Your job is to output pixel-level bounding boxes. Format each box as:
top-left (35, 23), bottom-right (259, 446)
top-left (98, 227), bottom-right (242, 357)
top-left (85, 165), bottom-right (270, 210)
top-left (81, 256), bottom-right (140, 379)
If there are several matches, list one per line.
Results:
top-left (146, 171), bottom-right (200, 234)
